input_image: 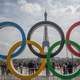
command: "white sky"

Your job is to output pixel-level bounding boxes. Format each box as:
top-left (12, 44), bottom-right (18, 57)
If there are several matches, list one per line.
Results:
top-left (0, 0), bottom-right (80, 59)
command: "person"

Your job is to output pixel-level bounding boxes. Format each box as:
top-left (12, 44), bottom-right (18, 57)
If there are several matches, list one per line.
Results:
top-left (34, 59), bottom-right (38, 71)
top-left (0, 62), bottom-right (7, 80)
top-left (46, 64), bottom-right (50, 77)
top-left (23, 62), bottom-right (27, 74)
top-left (28, 61), bottom-right (34, 74)
top-left (52, 62), bottom-right (55, 69)
top-left (23, 62), bottom-right (27, 68)
top-left (67, 62), bottom-right (73, 74)
top-left (1, 63), bottom-right (5, 76)
top-left (63, 63), bottom-right (67, 74)
top-left (18, 62), bottom-right (23, 74)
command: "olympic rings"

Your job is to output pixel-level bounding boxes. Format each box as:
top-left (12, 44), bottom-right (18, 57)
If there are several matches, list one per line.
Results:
top-left (0, 20), bottom-right (79, 79)
top-left (0, 22), bottom-right (26, 60)
top-left (46, 40), bottom-right (80, 79)
top-left (66, 21), bottom-right (80, 57)
top-left (6, 40), bottom-right (46, 79)
top-left (27, 21), bottom-right (65, 58)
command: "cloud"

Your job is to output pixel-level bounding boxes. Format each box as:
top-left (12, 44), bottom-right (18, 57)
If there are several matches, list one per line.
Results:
top-left (49, 6), bottom-right (76, 16)
top-left (17, 0), bottom-right (42, 14)
top-left (76, 5), bottom-right (80, 13)
top-left (17, 0), bottom-right (27, 5)
top-left (46, 0), bottom-right (80, 15)
top-left (21, 3), bottom-right (42, 13)
top-left (50, 0), bottom-right (80, 7)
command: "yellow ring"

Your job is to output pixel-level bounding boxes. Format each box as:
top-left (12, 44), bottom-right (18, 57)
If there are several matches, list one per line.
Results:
top-left (6, 40), bottom-right (46, 79)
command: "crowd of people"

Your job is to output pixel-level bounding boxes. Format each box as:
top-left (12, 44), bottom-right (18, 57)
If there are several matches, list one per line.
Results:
top-left (46, 61), bottom-right (79, 75)
top-left (0, 59), bottom-right (39, 76)
top-left (0, 60), bottom-right (79, 77)
top-left (63, 62), bottom-right (73, 74)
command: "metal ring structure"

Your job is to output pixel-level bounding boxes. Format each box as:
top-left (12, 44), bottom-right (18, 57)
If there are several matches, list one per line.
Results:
top-left (0, 21), bottom-right (79, 79)
top-left (66, 21), bottom-right (80, 57)
top-left (46, 40), bottom-right (80, 79)
top-left (27, 21), bottom-right (65, 58)
top-left (0, 21), bottom-right (26, 60)
top-left (6, 40), bottom-right (46, 79)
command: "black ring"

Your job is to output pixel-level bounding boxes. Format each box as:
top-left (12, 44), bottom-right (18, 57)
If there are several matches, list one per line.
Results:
top-left (27, 21), bottom-right (65, 58)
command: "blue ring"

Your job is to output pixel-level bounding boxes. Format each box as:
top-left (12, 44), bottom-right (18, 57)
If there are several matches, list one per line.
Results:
top-left (0, 22), bottom-right (26, 60)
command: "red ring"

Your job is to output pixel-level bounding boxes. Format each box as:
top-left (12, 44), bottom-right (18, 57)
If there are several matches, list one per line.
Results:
top-left (66, 21), bottom-right (80, 57)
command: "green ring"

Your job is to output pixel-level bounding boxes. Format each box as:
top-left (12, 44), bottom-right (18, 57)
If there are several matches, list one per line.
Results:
top-left (46, 40), bottom-right (80, 79)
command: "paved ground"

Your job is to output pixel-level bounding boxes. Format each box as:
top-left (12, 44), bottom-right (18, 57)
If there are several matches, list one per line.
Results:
top-left (0, 75), bottom-right (79, 80)
top-left (0, 73), bottom-right (79, 80)
top-left (0, 68), bottom-right (79, 80)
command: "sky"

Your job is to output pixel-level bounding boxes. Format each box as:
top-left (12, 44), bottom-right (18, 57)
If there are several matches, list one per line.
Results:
top-left (0, 0), bottom-right (80, 59)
